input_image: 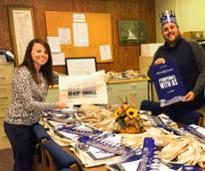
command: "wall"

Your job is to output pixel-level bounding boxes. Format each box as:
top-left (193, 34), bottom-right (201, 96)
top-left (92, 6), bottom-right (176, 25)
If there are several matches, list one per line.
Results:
top-left (0, 0), bottom-right (156, 74)
top-left (176, 0), bottom-right (205, 34)
top-left (155, 0), bottom-right (176, 43)
top-left (155, 0), bottom-right (205, 43)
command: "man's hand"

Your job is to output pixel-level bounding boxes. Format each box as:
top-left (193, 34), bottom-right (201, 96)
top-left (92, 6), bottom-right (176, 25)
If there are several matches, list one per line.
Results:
top-left (183, 91), bottom-right (195, 102)
top-left (154, 58), bottom-right (166, 65)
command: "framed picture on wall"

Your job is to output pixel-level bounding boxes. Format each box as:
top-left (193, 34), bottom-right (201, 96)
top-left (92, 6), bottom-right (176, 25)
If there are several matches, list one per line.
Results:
top-left (65, 57), bottom-right (97, 76)
top-left (119, 20), bottom-right (147, 45)
top-left (8, 6), bottom-right (36, 65)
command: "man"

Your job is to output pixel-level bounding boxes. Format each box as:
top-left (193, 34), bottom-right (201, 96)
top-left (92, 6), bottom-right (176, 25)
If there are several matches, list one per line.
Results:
top-left (140, 10), bottom-right (205, 125)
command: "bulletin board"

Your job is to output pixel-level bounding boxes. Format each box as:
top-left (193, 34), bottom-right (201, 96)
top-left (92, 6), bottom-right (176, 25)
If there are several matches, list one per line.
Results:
top-left (45, 11), bottom-right (113, 63)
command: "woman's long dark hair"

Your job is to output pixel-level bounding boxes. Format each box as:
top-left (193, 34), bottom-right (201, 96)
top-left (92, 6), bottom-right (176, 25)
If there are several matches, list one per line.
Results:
top-left (21, 38), bottom-right (54, 85)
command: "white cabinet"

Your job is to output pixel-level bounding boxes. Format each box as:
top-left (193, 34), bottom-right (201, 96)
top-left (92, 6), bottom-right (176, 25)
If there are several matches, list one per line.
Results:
top-left (46, 86), bottom-right (59, 103)
top-left (107, 79), bottom-right (149, 108)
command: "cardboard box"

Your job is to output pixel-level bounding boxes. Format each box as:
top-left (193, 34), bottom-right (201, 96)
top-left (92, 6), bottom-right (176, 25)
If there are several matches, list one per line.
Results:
top-left (139, 56), bottom-right (154, 75)
top-left (0, 63), bottom-right (14, 84)
top-left (140, 43), bottom-right (162, 56)
top-left (183, 31), bottom-right (204, 40)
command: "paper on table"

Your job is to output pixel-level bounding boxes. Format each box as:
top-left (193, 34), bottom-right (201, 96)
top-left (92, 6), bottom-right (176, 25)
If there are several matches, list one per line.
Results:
top-left (104, 134), bottom-right (121, 144)
top-left (87, 146), bottom-right (115, 160)
top-left (121, 160), bottom-right (140, 171)
top-left (159, 163), bottom-right (176, 171)
top-left (58, 131), bottom-right (79, 141)
top-left (59, 70), bottom-right (108, 104)
top-left (121, 160), bottom-right (174, 171)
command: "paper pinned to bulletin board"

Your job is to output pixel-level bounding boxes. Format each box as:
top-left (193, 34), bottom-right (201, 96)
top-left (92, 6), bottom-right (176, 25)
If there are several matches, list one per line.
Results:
top-left (45, 11), bottom-right (113, 63)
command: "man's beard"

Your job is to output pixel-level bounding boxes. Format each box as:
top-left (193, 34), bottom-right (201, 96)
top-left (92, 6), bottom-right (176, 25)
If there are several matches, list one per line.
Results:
top-left (166, 35), bottom-right (180, 47)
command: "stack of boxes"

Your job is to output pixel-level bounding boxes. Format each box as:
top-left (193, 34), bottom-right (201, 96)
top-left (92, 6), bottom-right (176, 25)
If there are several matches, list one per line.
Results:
top-left (0, 63), bottom-right (14, 149)
top-left (183, 31), bottom-right (204, 41)
top-left (139, 43), bottom-right (162, 101)
top-left (139, 43), bottom-right (162, 75)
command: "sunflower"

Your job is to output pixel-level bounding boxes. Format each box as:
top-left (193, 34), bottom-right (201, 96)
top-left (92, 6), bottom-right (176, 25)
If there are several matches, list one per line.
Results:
top-left (122, 103), bottom-right (129, 111)
top-left (125, 107), bottom-right (138, 119)
top-left (114, 107), bottom-right (123, 119)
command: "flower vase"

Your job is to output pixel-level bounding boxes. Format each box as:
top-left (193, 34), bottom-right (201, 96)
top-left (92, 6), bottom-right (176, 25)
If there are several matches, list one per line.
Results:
top-left (120, 125), bottom-right (140, 134)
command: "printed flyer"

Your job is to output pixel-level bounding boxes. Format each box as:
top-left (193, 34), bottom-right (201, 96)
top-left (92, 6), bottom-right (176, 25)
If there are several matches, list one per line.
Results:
top-left (149, 60), bottom-right (186, 107)
top-left (58, 70), bottom-right (108, 105)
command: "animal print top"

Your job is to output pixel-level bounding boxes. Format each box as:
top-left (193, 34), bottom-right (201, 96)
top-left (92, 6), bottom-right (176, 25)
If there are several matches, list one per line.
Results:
top-left (5, 66), bottom-right (56, 125)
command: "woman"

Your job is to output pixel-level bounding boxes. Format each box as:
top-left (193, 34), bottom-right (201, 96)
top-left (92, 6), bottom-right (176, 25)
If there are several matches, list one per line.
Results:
top-left (4, 38), bottom-right (68, 171)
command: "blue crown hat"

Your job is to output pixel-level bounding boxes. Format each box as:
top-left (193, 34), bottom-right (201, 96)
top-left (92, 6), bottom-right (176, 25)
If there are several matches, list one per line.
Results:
top-left (159, 10), bottom-right (177, 26)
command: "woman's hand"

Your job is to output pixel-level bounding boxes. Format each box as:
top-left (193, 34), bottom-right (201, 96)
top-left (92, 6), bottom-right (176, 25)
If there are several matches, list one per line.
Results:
top-left (56, 102), bottom-right (69, 109)
top-left (182, 91), bottom-right (195, 102)
top-left (154, 58), bottom-right (166, 65)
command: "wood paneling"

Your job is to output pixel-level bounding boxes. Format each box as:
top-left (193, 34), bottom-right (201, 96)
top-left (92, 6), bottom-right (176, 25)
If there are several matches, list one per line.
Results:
top-left (0, 0), bottom-right (155, 73)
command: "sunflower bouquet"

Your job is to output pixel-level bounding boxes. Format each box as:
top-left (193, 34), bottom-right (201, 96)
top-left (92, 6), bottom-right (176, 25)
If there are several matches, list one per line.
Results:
top-left (114, 100), bottom-right (142, 134)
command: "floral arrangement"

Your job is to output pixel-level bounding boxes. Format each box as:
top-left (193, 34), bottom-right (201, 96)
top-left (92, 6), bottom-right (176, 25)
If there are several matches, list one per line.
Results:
top-left (114, 100), bottom-right (142, 134)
